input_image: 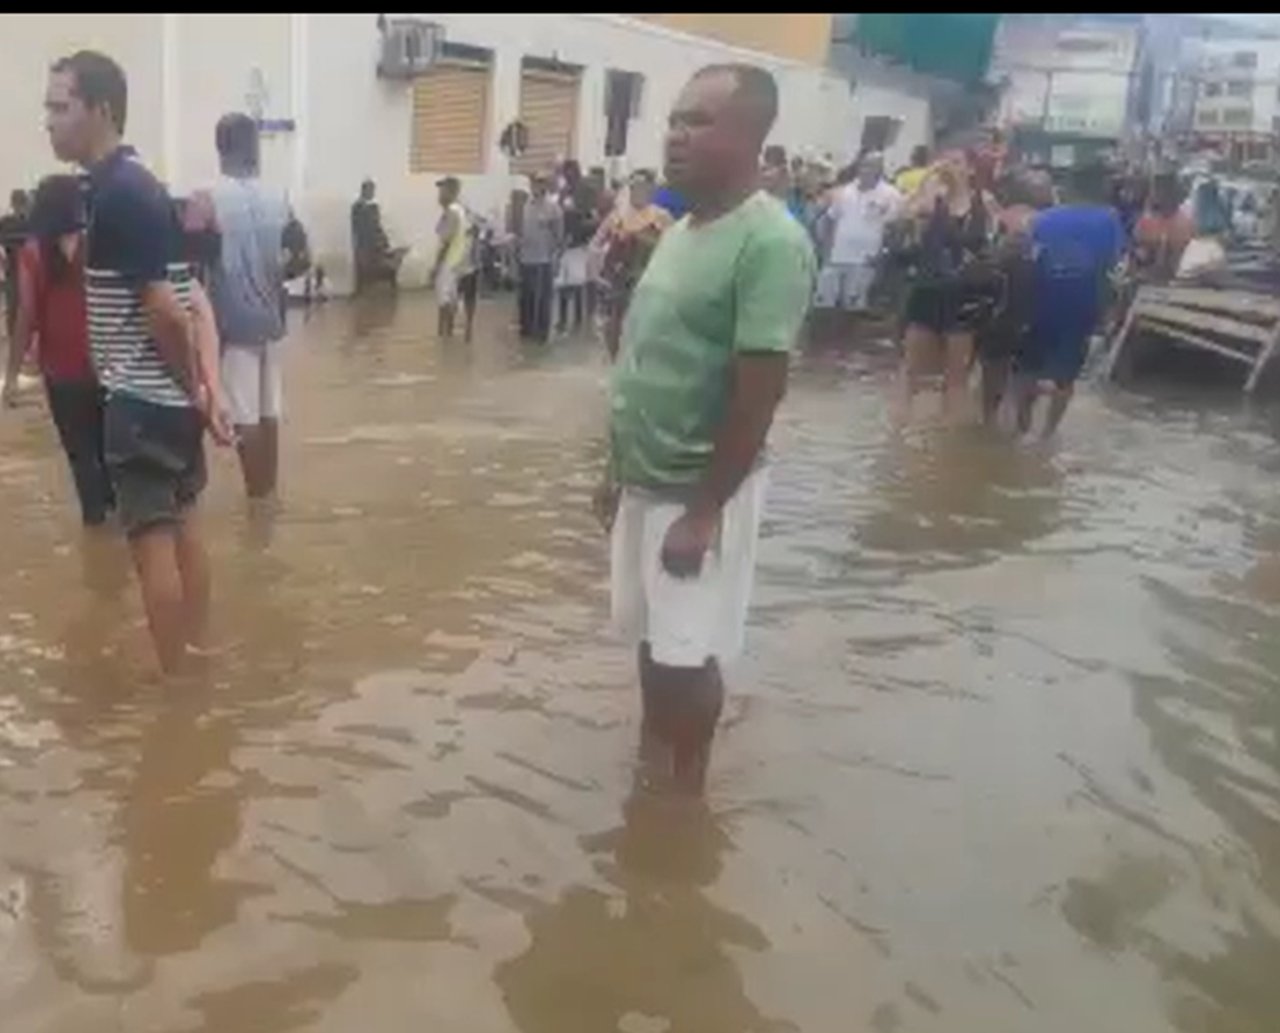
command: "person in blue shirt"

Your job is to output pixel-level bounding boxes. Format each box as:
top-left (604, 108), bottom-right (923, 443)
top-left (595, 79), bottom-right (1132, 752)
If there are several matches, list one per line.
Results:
top-left (1014, 164), bottom-right (1124, 439)
top-left (652, 182), bottom-right (688, 220)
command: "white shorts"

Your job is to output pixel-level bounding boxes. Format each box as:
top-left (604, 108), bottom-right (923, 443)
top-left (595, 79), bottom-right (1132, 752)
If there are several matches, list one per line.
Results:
top-left (815, 263), bottom-right (875, 311)
top-left (221, 341), bottom-right (284, 427)
top-left (610, 467), bottom-right (768, 668)
top-left (556, 246), bottom-right (590, 288)
top-left (436, 266), bottom-right (459, 306)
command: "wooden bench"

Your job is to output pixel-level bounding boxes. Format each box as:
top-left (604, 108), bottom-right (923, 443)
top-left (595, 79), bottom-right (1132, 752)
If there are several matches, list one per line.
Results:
top-left (1103, 283), bottom-right (1280, 393)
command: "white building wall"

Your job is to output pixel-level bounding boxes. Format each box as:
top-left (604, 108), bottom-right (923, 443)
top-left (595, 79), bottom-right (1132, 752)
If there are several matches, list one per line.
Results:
top-left (171, 14), bottom-right (296, 195)
top-left (0, 13), bottom-right (858, 293)
top-left (825, 44), bottom-right (935, 173)
top-left (306, 11), bottom-right (857, 287)
top-left (842, 58), bottom-right (933, 172)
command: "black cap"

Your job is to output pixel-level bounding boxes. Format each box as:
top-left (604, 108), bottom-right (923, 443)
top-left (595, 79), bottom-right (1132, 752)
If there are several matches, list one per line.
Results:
top-left (436, 175), bottom-right (460, 191)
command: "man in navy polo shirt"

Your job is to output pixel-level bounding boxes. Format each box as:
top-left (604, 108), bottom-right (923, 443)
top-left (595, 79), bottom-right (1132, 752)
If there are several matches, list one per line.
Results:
top-left (45, 50), bottom-right (231, 673)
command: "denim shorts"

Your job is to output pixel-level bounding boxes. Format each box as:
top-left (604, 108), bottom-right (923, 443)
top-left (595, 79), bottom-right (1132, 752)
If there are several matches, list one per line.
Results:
top-left (103, 393), bottom-right (206, 536)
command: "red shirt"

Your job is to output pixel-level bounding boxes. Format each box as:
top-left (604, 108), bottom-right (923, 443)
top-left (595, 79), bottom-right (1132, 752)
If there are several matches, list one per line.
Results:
top-left (18, 238), bottom-right (93, 383)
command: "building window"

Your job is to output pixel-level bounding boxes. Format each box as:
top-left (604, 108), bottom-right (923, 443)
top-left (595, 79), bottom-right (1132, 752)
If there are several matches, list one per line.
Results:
top-left (514, 58), bottom-right (582, 175)
top-left (1227, 80), bottom-right (1251, 97)
top-left (604, 70), bottom-right (644, 158)
top-left (1248, 140), bottom-right (1270, 161)
top-left (859, 115), bottom-right (902, 153)
top-left (1203, 81), bottom-right (1223, 98)
top-left (1233, 50), bottom-right (1258, 69)
top-left (1222, 107), bottom-right (1251, 126)
top-left (409, 45), bottom-right (493, 175)
top-left (1055, 34), bottom-right (1112, 54)
top-left (1198, 109), bottom-right (1220, 126)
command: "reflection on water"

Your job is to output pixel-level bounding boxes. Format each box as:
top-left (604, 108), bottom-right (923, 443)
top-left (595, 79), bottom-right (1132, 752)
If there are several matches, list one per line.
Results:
top-left (498, 792), bottom-right (788, 1033)
top-left (0, 295), bottom-right (1278, 1032)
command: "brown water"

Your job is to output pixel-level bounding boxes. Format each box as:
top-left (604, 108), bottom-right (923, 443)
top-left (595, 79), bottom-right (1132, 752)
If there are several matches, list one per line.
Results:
top-left (1, 294), bottom-right (1278, 1033)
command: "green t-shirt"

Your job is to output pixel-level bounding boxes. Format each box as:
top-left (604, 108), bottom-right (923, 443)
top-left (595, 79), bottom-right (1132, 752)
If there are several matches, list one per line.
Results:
top-left (610, 191), bottom-right (815, 488)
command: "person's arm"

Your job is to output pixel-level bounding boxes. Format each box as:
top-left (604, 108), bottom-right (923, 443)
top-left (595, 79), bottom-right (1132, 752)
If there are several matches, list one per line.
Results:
top-left (661, 227), bottom-right (815, 577)
top-left (139, 281), bottom-right (199, 400)
top-left (590, 209), bottom-right (617, 252)
top-left (187, 279), bottom-right (233, 445)
top-left (2, 246), bottom-right (37, 407)
top-left (351, 203), bottom-right (363, 250)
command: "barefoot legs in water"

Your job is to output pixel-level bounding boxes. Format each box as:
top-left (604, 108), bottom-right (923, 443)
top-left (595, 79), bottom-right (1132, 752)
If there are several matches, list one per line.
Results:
top-left (1015, 377), bottom-right (1074, 440)
top-left (896, 323), bottom-right (975, 425)
top-left (130, 508), bottom-right (209, 673)
top-left (637, 642), bottom-right (725, 795)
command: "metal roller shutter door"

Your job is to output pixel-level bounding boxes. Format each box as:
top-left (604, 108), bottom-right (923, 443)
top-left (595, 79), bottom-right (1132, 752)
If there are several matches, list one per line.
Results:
top-left (514, 68), bottom-right (579, 175)
top-left (411, 62), bottom-right (490, 174)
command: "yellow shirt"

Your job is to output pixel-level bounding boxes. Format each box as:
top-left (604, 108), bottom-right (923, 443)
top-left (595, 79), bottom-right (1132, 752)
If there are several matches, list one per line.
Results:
top-left (895, 167), bottom-right (929, 196)
top-left (439, 202), bottom-right (470, 271)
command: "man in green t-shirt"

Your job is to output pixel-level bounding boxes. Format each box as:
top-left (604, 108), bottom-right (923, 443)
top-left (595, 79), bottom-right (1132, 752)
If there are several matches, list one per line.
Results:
top-left (598, 63), bottom-right (815, 794)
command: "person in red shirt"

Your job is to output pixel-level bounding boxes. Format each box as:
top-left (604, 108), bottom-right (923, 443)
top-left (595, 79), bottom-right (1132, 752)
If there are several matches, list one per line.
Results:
top-left (1133, 173), bottom-right (1193, 282)
top-left (2, 173), bottom-right (115, 525)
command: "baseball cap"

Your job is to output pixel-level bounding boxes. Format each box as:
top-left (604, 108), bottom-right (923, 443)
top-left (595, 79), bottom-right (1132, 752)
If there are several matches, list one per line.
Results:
top-left (436, 175), bottom-right (460, 190)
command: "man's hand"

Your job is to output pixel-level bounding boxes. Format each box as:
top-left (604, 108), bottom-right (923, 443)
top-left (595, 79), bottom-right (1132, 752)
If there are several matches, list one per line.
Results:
top-left (592, 477), bottom-right (620, 533)
top-left (196, 385), bottom-right (235, 447)
top-left (661, 508), bottom-right (719, 579)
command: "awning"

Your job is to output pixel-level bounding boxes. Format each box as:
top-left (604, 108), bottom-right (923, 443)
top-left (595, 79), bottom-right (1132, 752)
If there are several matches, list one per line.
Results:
top-left (852, 14), bottom-right (998, 85)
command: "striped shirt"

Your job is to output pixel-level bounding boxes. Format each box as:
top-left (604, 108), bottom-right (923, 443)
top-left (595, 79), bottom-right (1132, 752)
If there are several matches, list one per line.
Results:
top-left (85, 146), bottom-right (192, 408)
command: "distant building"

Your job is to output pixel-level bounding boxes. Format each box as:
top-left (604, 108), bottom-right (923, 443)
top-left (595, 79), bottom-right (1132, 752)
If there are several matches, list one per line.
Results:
top-left (988, 15), bottom-right (1143, 168)
top-left (1189, 38), bottom-right (1280, 165)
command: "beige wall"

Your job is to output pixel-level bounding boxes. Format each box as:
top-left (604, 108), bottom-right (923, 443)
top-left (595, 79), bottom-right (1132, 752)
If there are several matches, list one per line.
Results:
top-left (0, 14), bottom-right (165, 194)
top-left (638, 14), bottom-right (832, 65)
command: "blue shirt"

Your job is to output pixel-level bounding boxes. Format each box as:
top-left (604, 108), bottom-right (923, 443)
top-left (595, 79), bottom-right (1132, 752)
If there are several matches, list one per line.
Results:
top-left (1030, 205), bottom-right (1124, 339)
top-left (652, 185), bottom-right (689, 220)
top-left (203, 175), bottom-right (290, 347)
top-left (86, 145), bottom-right (192, 408)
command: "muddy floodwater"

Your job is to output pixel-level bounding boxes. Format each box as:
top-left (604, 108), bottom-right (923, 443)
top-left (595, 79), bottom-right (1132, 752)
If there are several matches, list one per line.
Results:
top-left (1, 294), bottom-right (1278, 1033)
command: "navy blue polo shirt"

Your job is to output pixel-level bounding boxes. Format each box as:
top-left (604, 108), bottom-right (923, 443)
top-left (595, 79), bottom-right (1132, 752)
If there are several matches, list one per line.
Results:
top-left (86, 145), bottom-right (193, 408)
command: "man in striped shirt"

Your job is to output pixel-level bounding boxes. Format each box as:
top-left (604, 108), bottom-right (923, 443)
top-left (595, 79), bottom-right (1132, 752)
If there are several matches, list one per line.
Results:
top-left (45, 50), bottom-right (231, 673)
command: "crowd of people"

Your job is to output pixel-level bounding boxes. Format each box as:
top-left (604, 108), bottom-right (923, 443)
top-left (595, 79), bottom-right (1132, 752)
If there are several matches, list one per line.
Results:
top-left (371, 158), bottom-right (680, 348)
top-left (0, 44), bottom-right (1267, 795)
top-left (757, 135), bottom-right (1267, 436)
top-left (415, 123), bottom-right (1241, 442)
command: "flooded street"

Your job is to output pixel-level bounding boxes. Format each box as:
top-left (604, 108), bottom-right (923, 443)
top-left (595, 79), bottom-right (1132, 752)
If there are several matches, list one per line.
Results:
top-left (1, 293), bottom-right (1278, 1032)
